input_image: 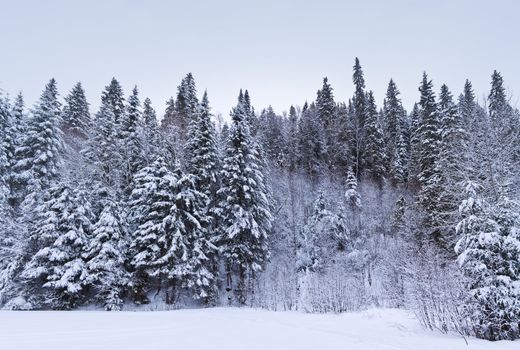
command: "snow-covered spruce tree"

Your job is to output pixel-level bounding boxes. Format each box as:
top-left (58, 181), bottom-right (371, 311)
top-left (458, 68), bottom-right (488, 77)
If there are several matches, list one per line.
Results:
top-left (161, 96), bottom-right (176, 130)
top-left (297, 101), bottom-right (325, 179)
top-left (488, 70), bottom-right (511, 127)
top-left (331, 102), bottom-right (351, 172)
top-left (128, 157), bottom-right (178, 304)
top-left (0, 95), bottom-right (15, 267)
top-left (257, 106), bottom-right (286, 167)
top-left (217, 91), bottom-right (273, 305)
top-left (175, 72), bottom-right (199, 140)
top-left (455, 182), bottom-right (520, 340)
top-left (394, 121), bottom-right (410, 185)
top-left (84, 200), bottom-right (128, 311)
top-left (350, 57), bottom-right (367, 176)
top-left (119, 86), bottom-right (144, 194)
top-left (4, 93), bottom-right (27, 207)
top-left (316, 77), bottom-right (336, 165)
top-left (0, 95), bottom-right (11, 181)
top-left (459, 79), bottom-right (476, 127)
top-left (185, 91), bottom-right (220, 213)
top-left (141, 97), bottom-right (163, 163)
top-left (169, 168), bottom-right (217, 304)
top-left (21, 183), bottom-right (93, 309)
top-left (436, 84), bottom-right (467, 250)
top-left (83, 100), bottom-right (122, 210)
top-left (286, 105), bottom-right (300, 172)
top-left (101, 78), bottom-right (125, 126)
top-left (407, 103), bottom-right (422, 185)
top-left (362, 91), bottom-right (386, 183)
top-left (382, 79), bottom-right (408, 183)
top-left (61, 82), bottom-right (90, 139)
top-left (416, 73), bottom-right (444, 247)
top-left (11, 79), bottom-right (63, 207)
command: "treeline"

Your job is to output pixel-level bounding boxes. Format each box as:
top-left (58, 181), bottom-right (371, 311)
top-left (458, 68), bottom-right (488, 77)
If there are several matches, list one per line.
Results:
top-left (0, 59), bottom-right (519, 341)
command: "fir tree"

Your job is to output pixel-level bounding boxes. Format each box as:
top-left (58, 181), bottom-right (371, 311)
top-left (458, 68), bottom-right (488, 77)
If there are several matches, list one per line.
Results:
top-left (119, 86), bottom-right (144, 194)
top-left (62, 82), bottom-right (90, 138)
top-left (84, 200), bottom-right (128, 311)
top-left (257, 106), bottom-right (285, 166)
top-left (141, 97), bottom-right (163, 163)
top-left (298, 101), bottom-right (325, 178)
top-left (0, 95), bottom-right (11, 181)
top-left (362, 91), bottom-right (386, 182)
top-left (161, 97), bottom-right (176, 130)
top-left (169, 170), bottom-right (217, 303)
top-left (394, 117), bottom-right (410, 184)
top-left (455, 182), bottom-right (520, 340)
top-left (437, 84), bottom-right (467, 249)
top-left (217, 91), bottom-right (273, 304)
top-left (351, 57), bottom-right (367, 176)
top-left (128, 157), bottom-right (178, 304)
top-left (488, 70), bottom-right (509, 125)
top-left (175, 73), bottom-right (199, 137)
top-left (416, 73), bottom-right (443, 246)
top-left (101, 78), bottom-right (125, 126)
top-left (286, 105), bottom-right (300, 172)
top-left (84, 101), bottom-right (121, 206)
top-left (408, 103), bottom-right (421, 184)
top-left (185, 91), bottom-right (220, 209)
top-left (459, 79), bottom-right (476, 126)
top-left (12, 79), bottom-right (63, 205)
top-left (383, 79), bottom-right (405, 180)
top-left (21, 183), bottom-right (93, 309)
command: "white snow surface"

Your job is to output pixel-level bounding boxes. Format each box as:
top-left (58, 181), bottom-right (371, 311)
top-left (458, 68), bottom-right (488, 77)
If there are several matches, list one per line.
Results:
top-left (0, 307), bottom-right (517, 350)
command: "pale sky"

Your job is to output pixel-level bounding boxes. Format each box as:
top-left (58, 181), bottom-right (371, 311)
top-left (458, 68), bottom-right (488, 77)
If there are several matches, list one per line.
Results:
top-left (0, 0), bottom-right (519, 117)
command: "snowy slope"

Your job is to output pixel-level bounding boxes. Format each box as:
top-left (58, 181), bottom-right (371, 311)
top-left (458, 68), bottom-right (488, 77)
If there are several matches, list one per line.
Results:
top-left (0, 308), bottom-right (516, 350)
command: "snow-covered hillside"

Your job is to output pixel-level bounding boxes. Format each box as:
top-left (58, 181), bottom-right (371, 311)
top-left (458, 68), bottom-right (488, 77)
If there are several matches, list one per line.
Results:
top-left (0, 308), bottom-right (516, 350)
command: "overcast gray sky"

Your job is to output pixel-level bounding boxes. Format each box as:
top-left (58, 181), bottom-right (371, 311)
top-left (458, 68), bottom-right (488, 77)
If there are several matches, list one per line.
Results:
top-left (0, 0), bottom-right (519, 117)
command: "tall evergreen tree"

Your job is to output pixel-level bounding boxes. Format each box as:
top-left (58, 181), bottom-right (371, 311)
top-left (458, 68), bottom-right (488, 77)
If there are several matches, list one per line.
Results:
top-left (141, 97), bottom-right (163, 163)
top-left (316, 77), bottom-right (336, 166)
top-left (416, 73), bottom-right (443, 246)
top-left (84, 200), bottom-right (128, 311)
top-left (120, 86), bottom-right (144, 193)
top-left (437, 84), bottom-right (467, 248)
top-left (185, 91), bottom-right (220, 209)
top-left (362, 91), bottom-right (386, 182)
top-left (408, 103), bottom-right (421, 185)
top-left (84, 100), bottom-right (121, 206)
top-left (21, 183), bottom-right (93, 309)
top-left (161, 97), bottom-right (176, 130)
top-left (128, 157), bottom-right (179, 304)
top-left (101, 78), bottom-right (125, 126)
top-left (12, 79), bottom-right (63, 206)
top-left (217, 91), bottom-right (273, 304)
top-left (488, 70), bottom-right (509, 125)
top-left (456, 182), bottom-right (520, 340)
top-left (350, 57), bottom-right (367, 176)
top-left (62, 82), bottom-right (90, 138)
top-left (383, 79), bottom-right (405, 180)
top-left (169, 170), bottom-right (217, 303)
top-left (459, 79), bottom-right (476, 126)
top-left (298, 102), bottom-right (325, 178)
top-left (175, 73), bottom-right (199, 137)
top-left (286, 105), bottom-right (300, 172)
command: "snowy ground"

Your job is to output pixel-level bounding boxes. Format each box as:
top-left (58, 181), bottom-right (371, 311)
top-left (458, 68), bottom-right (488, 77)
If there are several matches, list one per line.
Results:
top-left (0, 308), bottom-right (517, 350)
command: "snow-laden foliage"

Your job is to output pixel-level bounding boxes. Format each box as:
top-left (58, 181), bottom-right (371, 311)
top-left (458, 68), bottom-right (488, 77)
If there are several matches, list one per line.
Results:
top-left (0, 63), bottom-right (519, 341)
